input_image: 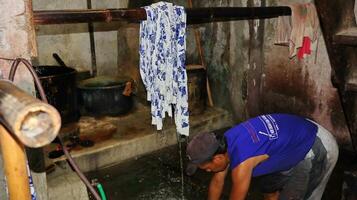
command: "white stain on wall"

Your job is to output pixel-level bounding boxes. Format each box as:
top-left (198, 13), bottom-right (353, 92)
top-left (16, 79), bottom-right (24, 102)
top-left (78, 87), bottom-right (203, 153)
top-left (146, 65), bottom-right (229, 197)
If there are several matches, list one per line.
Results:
top-left (253, 0), bottom-right (261, 38)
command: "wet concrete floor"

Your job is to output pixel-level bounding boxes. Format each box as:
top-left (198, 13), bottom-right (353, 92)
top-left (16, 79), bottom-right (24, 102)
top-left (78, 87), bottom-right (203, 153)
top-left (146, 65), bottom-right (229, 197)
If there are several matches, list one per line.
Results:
top-left (86, 144), bottom-right (357, 200)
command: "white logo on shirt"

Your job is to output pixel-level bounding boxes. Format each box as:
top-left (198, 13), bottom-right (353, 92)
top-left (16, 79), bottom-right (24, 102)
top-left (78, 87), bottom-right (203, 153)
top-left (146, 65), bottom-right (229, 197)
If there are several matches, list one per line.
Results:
top-left (258, 115), bottom-right (279, 140)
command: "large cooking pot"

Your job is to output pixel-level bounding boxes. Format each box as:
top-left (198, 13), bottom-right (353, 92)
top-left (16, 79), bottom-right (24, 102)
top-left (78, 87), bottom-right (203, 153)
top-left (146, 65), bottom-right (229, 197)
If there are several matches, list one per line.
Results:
top-left (77, 76), bottom-right (134, 116)
top-left (34, 65), bottom-right (79, 124)
top-left (30, 65), bottom-right (78, 173)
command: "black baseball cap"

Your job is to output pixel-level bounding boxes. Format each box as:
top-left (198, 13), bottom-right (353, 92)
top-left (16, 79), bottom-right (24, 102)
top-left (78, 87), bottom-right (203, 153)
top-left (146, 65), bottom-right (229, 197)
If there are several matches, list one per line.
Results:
top-left (185, 132), bottom-right (220, 176)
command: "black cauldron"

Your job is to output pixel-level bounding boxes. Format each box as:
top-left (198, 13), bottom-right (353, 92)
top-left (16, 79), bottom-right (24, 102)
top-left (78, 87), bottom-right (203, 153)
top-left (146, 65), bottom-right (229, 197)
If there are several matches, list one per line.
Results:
top-left (34, 65), bottom-right (79, 124)
top-left (77, 76), bottom-right (134, 116)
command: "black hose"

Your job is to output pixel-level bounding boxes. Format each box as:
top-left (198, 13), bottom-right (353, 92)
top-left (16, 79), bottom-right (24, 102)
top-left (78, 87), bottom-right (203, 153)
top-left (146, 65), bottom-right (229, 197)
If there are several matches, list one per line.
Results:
top-left (9, 58), bottom-right (47, 103)
top-left (8, 58), bottom-right (102, 200)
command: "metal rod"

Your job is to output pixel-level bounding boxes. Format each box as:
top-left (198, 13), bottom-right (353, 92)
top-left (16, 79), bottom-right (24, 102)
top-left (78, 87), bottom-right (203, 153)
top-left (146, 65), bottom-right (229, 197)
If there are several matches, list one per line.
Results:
top-left (86, 0), bottom-right (97, 76)
top-left (33, 6), bottom-right (291, 25)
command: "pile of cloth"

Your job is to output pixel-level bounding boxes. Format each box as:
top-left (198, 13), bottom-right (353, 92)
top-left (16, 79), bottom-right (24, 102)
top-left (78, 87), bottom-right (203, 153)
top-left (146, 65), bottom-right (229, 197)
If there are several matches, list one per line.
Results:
top-left (275, 3), bottom-right (319, 60)
top-left (139, 2), bottom-right (189, 136)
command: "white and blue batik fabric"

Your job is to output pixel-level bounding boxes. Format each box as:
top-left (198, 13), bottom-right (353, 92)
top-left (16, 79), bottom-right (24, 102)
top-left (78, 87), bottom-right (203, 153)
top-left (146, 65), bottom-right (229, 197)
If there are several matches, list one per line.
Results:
top-left (139, 2), bottom-right (189, 136)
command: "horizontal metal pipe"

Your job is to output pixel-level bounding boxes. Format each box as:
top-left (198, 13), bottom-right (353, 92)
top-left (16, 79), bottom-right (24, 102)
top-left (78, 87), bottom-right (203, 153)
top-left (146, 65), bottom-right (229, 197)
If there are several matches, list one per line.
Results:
top-left (186, 7), bottom-right (291, 24)
top-left (33, 6), bottom-right (291, 25)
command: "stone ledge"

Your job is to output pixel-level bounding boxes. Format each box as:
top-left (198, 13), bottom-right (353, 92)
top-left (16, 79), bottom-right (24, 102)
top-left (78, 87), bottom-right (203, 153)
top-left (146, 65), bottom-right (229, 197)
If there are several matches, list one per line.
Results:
top-left (49, 106), bottom-right (233, 173)
top-left (47, 166), bottom-right (89, 200)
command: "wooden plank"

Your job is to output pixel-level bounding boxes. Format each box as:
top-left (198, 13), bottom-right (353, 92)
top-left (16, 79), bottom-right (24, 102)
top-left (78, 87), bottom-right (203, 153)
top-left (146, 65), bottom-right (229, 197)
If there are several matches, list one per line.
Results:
top-left (312, 0), bottom-right (356, 152)
top-left (315, 0), bottom-right (349, 85)
top-left (345, 66), bottom-right (357, 91)
top-left (334, 27), bottom-right (357, 46)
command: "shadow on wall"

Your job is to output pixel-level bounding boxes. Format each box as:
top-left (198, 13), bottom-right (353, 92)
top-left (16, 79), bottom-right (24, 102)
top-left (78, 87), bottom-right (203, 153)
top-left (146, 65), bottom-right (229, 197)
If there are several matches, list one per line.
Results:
top-left (128, 0), bottom-right (153, 8)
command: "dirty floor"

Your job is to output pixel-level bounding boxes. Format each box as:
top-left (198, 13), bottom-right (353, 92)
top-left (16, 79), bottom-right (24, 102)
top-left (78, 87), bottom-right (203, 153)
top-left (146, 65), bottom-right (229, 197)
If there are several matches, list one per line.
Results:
top-left (86, 142), bottom-right (357, 200)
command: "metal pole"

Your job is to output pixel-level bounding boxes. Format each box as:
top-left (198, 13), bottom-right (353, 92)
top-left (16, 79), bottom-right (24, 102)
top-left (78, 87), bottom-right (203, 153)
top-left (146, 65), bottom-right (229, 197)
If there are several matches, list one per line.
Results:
top-left (33, 6), bottom-right (291, 25)
top-left (86, 0), bottom-right (97, 76)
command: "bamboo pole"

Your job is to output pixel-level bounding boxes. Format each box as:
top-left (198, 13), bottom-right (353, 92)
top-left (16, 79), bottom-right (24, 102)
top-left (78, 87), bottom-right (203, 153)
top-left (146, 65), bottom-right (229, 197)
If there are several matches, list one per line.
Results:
top-left (0, 80), bottom-right (61, 148)
top-left (0, 124), bottom-right (31, 200)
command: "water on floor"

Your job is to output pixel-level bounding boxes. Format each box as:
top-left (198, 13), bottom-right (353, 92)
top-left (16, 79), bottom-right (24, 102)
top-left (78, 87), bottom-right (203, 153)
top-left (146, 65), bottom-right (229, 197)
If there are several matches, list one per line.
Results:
top-left (86, 143), bottom-right (214, 200)
top-left (86, 144), bottom-right (357, 200)
top-left (85, 138), bottom-right (267, 200)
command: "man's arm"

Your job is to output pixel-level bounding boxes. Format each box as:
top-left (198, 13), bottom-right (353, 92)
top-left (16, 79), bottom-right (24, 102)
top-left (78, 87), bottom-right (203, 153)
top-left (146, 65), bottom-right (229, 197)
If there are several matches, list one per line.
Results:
top-left (230, 155), bottom-right (269, 200)
top-left (208, 166), bottom-right (228, 200)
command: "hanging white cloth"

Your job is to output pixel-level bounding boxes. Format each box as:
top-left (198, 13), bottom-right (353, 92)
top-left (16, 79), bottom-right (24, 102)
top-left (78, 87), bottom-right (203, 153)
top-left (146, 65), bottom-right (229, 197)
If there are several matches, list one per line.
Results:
top-left (139, 2), bottom-right (189, 136)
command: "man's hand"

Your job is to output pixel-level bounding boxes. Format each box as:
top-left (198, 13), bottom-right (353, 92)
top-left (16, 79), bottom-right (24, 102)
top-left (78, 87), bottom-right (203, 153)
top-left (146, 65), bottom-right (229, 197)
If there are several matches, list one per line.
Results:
top-left (208, 166), bottom-right (228, 200)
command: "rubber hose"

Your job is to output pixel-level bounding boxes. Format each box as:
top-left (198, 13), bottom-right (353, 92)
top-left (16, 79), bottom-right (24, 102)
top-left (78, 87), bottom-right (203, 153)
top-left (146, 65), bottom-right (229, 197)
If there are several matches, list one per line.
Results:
top-left (8, 58), bottom-right (102, 200)
top-left (96, 183), bottom-right (107, 200)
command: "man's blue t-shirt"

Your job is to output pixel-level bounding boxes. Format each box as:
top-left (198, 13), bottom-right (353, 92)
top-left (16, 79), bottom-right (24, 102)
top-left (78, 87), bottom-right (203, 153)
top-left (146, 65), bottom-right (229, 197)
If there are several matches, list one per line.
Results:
top-left (224, 114), bottom-right (317, 177)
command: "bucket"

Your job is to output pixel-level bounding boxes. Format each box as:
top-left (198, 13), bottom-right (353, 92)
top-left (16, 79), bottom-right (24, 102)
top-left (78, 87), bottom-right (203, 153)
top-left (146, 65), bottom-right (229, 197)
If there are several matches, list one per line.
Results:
top-left (187, 65), bottom-right (207, 115)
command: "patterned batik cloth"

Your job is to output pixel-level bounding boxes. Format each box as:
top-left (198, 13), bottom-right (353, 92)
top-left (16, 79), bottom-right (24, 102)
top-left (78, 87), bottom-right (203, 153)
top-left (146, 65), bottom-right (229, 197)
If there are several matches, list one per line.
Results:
top-left (139, 2), bottom-right (189, 136)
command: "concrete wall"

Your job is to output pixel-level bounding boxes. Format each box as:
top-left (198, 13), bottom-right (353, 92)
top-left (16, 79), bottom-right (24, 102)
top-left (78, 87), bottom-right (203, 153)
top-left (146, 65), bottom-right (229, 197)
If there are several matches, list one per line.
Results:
top-left (262, 0), bottom-right (350, 146)
top-left (0, 0), bottom-right (44, 199)
top-left (195, 0), bottom-right (249, 120)
top-left (32, 0), bottom-right (353, 149)
top-left (33, 0), bottom-right (128, 75)
top-left (0, 0), bottom-right (36, 93)
top-left (115, 0), bottom-right (352, 149)
top-left (195, 0), bottom-right (352, 149)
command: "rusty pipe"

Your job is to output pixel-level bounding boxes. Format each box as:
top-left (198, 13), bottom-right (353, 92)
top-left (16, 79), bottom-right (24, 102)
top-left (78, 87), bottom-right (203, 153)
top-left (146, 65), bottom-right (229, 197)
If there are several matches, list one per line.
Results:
top-left (33, 6), bottom-right (291, 25)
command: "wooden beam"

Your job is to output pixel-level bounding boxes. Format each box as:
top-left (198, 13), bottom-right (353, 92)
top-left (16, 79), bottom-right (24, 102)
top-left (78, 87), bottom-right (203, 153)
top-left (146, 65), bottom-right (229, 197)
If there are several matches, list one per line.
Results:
top-left (333, 27), bottom-right (357, 46)
top-left (33, 6), bottom-right (291, 25)
top-left (345, 62), bottom-right (357, 91)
